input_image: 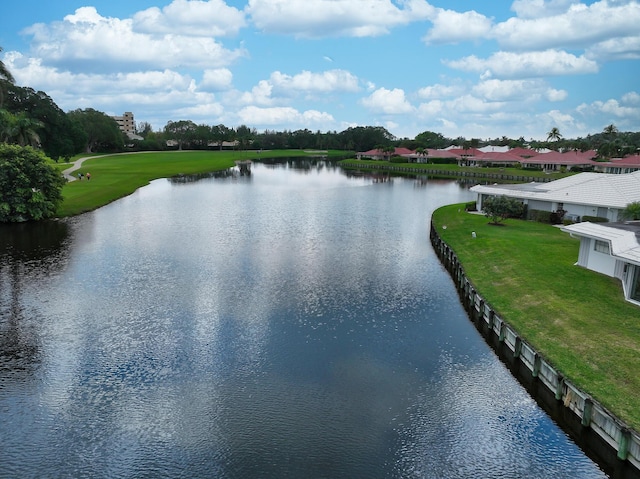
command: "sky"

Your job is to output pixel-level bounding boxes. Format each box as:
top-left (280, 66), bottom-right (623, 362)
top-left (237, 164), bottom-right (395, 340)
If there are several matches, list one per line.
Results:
top-left (1, 0), bottom-right (639, 142)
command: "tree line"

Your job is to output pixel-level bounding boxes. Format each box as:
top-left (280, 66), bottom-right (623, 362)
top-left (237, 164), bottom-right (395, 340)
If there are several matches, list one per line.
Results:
top-left (2, 72), bottom-right (639, 160)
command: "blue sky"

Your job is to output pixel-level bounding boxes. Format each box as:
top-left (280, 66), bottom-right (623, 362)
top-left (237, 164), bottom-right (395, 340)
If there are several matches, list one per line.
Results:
top-left (1, 0), bottom-right (639, 141)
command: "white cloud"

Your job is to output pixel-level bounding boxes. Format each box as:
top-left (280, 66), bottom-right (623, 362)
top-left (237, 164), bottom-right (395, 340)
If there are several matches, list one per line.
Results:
top-left (445, 49), bottom-right (598, 78)
top-left (493, 0), bottom-right (640, 51)
top-left (361, 88), bottom-right (414, 114)
top-left (236, 106), bottom-right (334, 127)
top-left (546, 88), bottom-right (568, 102)
top-left (423, 8), bottom-right (492, 44)
top-left (246, 0), bottom-right (432, 38)
top-left (417, 83), bottom-right (464, 100)
top-left (269, 69), bottom-right (360, 94)
top-left (472, 79), bottom-right (534, 101)
top-left (586, 35), bottom-right (640, 60)
top-left (237, 80), bottom-right (275, 106)
top-left (577, 98), bottom-right (640, 119)
top-left (201, 69), bottom-right (234, 91)
top-left (622, 91), bottom-right (640, 104)
top-left (417, 99), bottom-right (444, 116)
top-left (510, 0), bottom-right (575, 19)
top-left (23, 6), bottom-right (247, 72)
top-left (133, 0), bottom-right (246, 37)
top-left (471, 78), bottom-right (567, 102)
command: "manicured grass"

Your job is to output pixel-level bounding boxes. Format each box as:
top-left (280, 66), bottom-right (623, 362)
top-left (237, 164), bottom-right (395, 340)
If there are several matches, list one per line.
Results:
top-left (339, 159), bottom-right (574, 180)
top-left (432, 204), bottom-right (640, 430)
top-left (57, 149), bottom-right (345, 217)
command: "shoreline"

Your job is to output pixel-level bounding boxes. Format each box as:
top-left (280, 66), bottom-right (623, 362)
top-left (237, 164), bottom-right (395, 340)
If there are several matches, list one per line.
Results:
top-left (429, 220), bottom-right (640, 478)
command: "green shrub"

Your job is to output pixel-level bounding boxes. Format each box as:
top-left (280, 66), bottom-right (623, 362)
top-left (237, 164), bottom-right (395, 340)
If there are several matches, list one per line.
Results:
top-left (429, 157), bottom-right (458, 165)
top-left (528, 209), bottom-right (552, 223)
top-left (582, 215), bottom-right (608, 223)
top-left (465, 201), bottom-right (477, 212)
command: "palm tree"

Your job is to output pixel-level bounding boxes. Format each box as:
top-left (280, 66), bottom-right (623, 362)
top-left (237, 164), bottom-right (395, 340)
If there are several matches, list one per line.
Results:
top-left (621, 201), bottom-right (640, 221)
top-left (2, 111), bottom-right (43, 147)
top-left (0, 46), bottom-right (15, 108)
top-left (546, 127), bottom-right (562, 142)
top-left (603, 123), bottom-right (618, 138)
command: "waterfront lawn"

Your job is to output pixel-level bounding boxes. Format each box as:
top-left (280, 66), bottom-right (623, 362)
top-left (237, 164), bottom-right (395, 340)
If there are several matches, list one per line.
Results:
top-left (339, 159), bottom-right (574, 181)
top-left (57, 150), bottom-right (341, 217)
top-left (432, 204), bottom-right (640, 430)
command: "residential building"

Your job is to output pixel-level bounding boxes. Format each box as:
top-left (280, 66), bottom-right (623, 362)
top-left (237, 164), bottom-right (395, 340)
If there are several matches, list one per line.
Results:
top-left (562, 221), bottom-right (640, 306)
top-left (111, 112), bottom-right (142, 140)
top-left (470, 170), bottom-right (640, 222)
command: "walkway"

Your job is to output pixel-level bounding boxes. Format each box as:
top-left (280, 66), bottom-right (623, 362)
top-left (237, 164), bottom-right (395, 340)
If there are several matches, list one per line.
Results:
top-left (61, 155), bottom-right (106, 182)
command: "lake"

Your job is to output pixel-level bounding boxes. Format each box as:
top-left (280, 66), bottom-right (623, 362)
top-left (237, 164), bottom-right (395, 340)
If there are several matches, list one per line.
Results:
top-left (0, 159), bottom-right (607, 478)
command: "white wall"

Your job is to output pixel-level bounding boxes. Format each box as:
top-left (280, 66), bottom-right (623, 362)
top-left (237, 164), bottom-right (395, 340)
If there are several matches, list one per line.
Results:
top-left (583, 238), bottom-right (617, 277)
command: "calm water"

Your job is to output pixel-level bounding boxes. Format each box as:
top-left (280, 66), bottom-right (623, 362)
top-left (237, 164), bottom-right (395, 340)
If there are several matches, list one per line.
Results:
top-left (0, 160), bottom-right (607, 478)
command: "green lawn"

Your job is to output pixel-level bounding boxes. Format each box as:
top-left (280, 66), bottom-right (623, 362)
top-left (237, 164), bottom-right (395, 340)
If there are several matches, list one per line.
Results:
top-left (432, 204), bottom-right (640, 430)
top-left (57, 150), bottom-right (345, 217)
top-left (339, 159), bottom-right (575, 180)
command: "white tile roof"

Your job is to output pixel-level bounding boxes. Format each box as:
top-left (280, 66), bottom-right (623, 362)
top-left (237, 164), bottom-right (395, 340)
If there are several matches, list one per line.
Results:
top-left (561, 222), bottom-right (640, 266)
top-left (471, 170), bottom-right (640, 209)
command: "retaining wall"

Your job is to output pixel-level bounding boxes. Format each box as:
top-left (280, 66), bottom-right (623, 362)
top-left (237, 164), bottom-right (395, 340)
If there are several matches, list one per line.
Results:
top-left (430, 222), bottom-right (640, 477)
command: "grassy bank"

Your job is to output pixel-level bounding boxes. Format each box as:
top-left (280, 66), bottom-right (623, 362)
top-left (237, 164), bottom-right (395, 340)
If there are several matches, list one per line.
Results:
top-left (432, 204), bottom-right (640, 430)
top-left (339, 159), bottom-right (574, 181)
top-left (57, 150), bottom-right (345, 217)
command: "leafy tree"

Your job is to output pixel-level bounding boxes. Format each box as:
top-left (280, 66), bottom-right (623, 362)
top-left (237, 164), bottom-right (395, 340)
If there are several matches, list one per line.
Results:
top-left (235, 124), bottom-right (254, 151)
top-left (621, 201), bottom-right (640, 221)
top-left (482, 196), bottom-right (525, 225)
top-left (211, 124), bottom-right (231, 150)
top-left (0, 144), bottom-right (66, 222)
top-left (415, 130), bottom-right (449, 149)
top-left (67, 108), bottom-right (124, 153)
top-left (2, 84), bottom-right (78, 160)
top-left (164, 120), bottom-right (197, 150)
top-left (338, 126), bottom-right (395, 152)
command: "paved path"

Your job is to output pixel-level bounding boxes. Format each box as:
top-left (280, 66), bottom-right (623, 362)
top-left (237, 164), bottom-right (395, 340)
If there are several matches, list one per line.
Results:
top-left (61, 155), bottom-right (109, 182)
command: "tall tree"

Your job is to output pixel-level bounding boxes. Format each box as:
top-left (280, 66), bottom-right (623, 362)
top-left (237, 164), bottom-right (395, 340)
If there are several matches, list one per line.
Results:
top-left (546, 127), bottom-right (562, 142)
top-left (2, 83), bottom-right (78, 159)
top-left (1, 111), bottom-right (43, 147)
top-left (603, 123), bottom-right (618, 138)
top-left (164, 120), bottom-right (197, 150)
top-left (0, 46), bottom-right (15, 108)
top-left (67, 108), bottom-right (124, 153)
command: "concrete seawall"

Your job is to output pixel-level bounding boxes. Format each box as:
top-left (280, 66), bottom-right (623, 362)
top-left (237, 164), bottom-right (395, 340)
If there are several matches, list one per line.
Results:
top-left (430, 222), bottom-right (640, 478)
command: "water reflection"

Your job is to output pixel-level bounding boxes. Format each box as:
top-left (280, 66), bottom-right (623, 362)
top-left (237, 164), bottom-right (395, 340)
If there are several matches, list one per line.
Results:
top-left (0, 162), bottom-right (609, 478)
top-left (0, 221), bottom-right (69, 384)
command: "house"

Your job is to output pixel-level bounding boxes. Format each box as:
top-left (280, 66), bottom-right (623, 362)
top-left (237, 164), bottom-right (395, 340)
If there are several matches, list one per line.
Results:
top-left (594, 154), bottom-right (640, 174)
top-left (470, 170), bottom-right (640, 222)
top-left (519, 150), bottom-right (598, 171)
top-left (356, 147), bottom-right (414, 160)
top-left (561, 221), bottom-right (640, 306)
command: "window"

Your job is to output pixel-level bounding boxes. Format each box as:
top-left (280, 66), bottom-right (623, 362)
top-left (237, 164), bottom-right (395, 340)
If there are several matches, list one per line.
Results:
top-left (594, 240), bottom-right (610, 254)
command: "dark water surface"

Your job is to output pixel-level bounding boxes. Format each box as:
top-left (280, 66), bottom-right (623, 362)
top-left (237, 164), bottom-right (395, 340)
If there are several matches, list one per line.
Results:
top-left (0, 161), bottom-right (607, 478)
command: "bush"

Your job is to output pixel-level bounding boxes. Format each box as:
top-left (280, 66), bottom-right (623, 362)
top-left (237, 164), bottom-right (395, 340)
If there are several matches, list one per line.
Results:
top-left (465, 201), bottom-right (477, 212)
top-left (429, 157), bottom-right (458, 165)
top-left (582, 215), bottom-right (608, 223)
top-left (0, 144), bottom-right (66, 222)
top-left (528, 209), bottom-right (552, 223)
top-left (482, 196), bottom-right (525, 224)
